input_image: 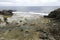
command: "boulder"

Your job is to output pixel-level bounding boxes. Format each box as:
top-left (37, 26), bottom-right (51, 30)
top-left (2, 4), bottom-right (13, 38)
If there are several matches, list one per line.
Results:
top-left (0, 10), bottom-right (15, 24)
top-left (44, 8), bottom-right (60, 19)
top-left (2, 10), bottom-right (14, 16)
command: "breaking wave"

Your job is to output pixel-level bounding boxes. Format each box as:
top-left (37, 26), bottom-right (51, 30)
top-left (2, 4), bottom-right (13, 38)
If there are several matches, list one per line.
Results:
top-left (12, 12), bottom-right (48, 16)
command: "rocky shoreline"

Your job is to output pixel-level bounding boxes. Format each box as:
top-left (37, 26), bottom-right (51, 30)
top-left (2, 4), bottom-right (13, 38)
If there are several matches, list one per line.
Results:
top-left (0, 12), bottom-right (51, 40)
top-left (0, 8), bottom-right (60, 40)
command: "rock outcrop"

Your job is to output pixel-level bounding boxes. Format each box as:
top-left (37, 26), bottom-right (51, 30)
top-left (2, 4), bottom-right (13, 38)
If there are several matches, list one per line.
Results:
top-left (44, 8), bottom-right (60, 40)
top-left (0, 10), bottom-right (14, 16)
top-left (0, 10), bottom-right (14, 24)
top-left (44, 8), bottom-right (60, 20)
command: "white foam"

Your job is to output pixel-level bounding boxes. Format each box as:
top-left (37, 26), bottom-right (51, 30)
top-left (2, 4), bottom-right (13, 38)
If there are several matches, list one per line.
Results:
top-left (12, 12), bottom-right (48, 16)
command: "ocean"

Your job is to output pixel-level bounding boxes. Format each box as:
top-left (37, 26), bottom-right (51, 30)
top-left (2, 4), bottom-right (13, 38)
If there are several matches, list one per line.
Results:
top-left (0, 6), bottom-right (60, 15)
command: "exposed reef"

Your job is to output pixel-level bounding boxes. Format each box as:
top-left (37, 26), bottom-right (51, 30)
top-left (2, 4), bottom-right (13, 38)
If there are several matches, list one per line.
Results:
top-left (0, 10), bottom-right (14, 16)
top-left (0, 10), bottom-right (15, 24)
top-left (44, 8), bottom-right (60, 20)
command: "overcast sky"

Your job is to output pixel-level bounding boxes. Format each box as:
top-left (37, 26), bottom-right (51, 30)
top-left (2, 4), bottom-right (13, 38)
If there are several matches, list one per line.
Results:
top-left (0, 0), bottom-right (60, 6)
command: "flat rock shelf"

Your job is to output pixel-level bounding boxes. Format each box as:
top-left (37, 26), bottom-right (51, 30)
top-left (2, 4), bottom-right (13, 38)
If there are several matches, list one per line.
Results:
top-left (0, 13), bottom-right (54, 40)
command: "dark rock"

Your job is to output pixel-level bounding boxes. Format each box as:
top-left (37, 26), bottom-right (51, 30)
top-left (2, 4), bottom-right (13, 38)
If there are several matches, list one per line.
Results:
top-left (36, 29), bottom-right (47, 33)
top-left (2, 10), bottom-right (14, 16)
top-left (39, 36), bottom-right (48, 39)
top-left (44, 15), bottom-right (49, 18)
top-left (9, 29), bottom-right (11, 31)
top-left (23, 23), bottom-right (27, 25)
top-left (7, 10), bottom-right (14, 13)
top-left (48, 11), bottom-right (57, 18)
top-left (4, 17), bottom-right (7, 21)
top-left (30, 24), bottom-right (35, 26)
top-left (25, 31), bottom-right (29, 34)
top-left (20, 29), bottom-right (23, 32)
top-left (0, 10), bottom-right (15, 16)
top-left (44, 8), bottom-right (60, 20)
top-left (20, 20), bottom-right (22, 22)
top-left (4, 17), bottom-right (9, 24)
top-left (0, 10), bottom-right (15, 24)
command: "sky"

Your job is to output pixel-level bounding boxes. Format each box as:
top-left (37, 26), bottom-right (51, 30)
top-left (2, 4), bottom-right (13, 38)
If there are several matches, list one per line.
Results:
top-left (0, 0), bottom-right (60, 6)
